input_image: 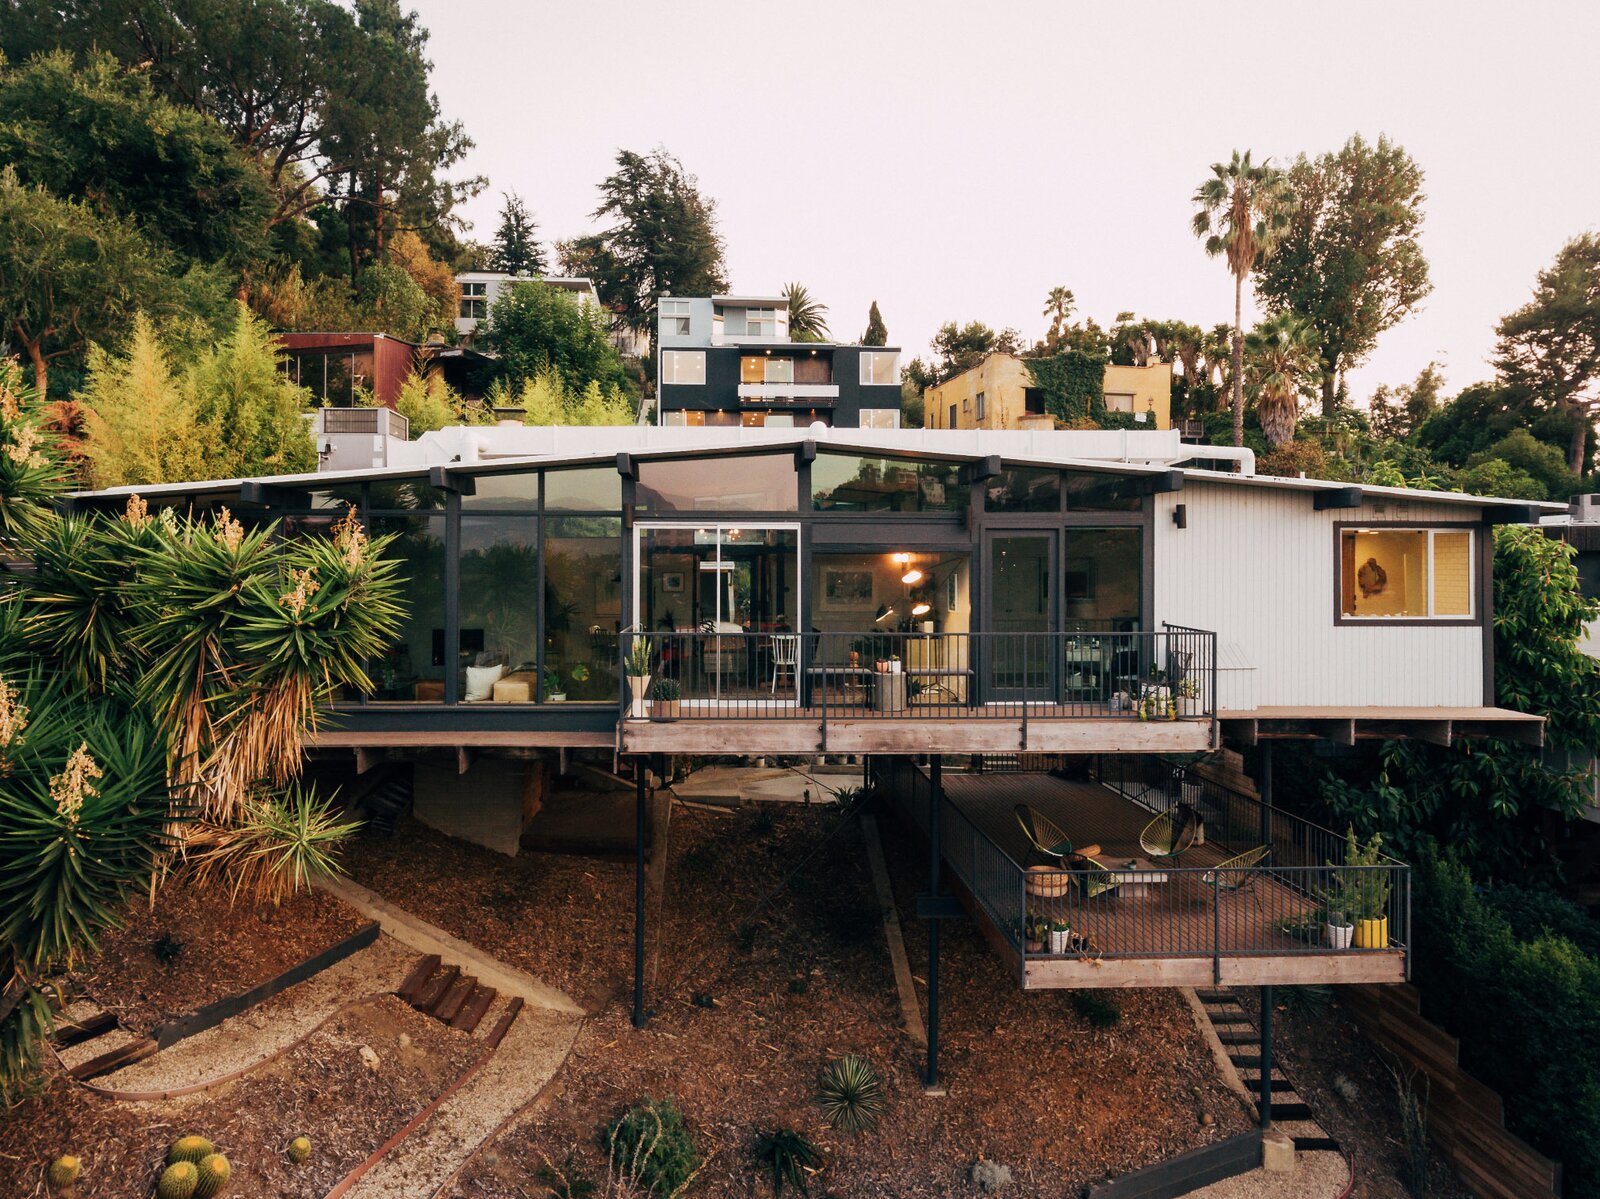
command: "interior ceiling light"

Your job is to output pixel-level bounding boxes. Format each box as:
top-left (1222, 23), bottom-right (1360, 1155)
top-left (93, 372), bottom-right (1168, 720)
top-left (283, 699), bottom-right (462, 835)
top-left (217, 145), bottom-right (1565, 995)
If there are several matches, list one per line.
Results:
top-left (912, 601), bottom-right (931, 616)
top-left (874, 603), bottom-right (895, 623)
top-left (892, 552), bottom-right (910, 565)
top-left (901, 569), bottom-right (924, 586)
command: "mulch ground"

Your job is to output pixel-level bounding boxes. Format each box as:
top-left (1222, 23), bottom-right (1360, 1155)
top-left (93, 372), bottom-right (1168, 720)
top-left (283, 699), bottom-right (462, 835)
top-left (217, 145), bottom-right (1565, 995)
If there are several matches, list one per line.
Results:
top-left (1235, 989), bottom-right (1471, 1199)
top-left (351, 794), bottom-right (1253, 1198)
top-left (68, 884), bottom-right (369, 1035)
top-left (0, 995), bottom-right (482, 1198)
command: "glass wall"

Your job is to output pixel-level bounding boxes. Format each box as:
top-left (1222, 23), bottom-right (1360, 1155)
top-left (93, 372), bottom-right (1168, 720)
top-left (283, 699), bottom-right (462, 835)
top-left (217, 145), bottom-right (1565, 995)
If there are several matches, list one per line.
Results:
top-left (1065, 470), bottom-right (1143, 513)
top-left (458, 516), bottom-right (539, 702)
top-left (1062, 528), bottom-right (1141, 630)
top-left (984, 467), bottom-right (1060, 513)
top-left (811, 454), bottom-right (965, 513)
top-left (544, 517), bottom-right (623, 701)
top-left (368, 514), bottom-right (448, 701)
top-left (637, 455), bottom-right (798, 512)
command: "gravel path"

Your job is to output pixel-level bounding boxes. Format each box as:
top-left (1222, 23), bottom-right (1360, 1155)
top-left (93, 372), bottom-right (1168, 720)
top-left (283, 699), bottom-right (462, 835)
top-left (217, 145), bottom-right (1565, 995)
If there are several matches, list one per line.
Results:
top-left (1184, 1150), bottom-right (1348, 1199)
top-left (92, 933), bottom-right (415, 1093)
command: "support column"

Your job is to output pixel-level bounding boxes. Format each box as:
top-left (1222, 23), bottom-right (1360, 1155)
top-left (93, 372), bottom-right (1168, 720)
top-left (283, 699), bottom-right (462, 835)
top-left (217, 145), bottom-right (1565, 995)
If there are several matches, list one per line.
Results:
top-left (1258, 742), bottom-right (1274, 851)
top-left (1258, 984), bottom-right (1274, 1127)
top-left (632, 761), bottom-right (647, 1029)
top-left (924, 756), bottom-right (943, 1089)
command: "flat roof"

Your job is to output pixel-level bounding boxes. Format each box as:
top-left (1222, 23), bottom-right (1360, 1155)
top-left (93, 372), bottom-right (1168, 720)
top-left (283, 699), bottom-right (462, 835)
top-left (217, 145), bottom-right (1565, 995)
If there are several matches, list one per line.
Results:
top-left (66, 428), bottom-right (1566, 515)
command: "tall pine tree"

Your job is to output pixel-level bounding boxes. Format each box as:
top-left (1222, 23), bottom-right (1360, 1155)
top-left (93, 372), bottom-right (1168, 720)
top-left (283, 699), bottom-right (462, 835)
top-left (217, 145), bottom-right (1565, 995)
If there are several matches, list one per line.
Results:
top-left (490, 191), bottom-right (546, 276)
top-left (862, 301), bottom-right (887, 346)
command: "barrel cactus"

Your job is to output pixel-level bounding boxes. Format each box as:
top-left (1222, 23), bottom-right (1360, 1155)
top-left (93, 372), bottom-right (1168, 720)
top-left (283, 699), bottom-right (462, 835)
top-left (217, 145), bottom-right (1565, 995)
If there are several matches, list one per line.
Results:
top-left (156, 1161), bottom-right (199, 1199)
top-left (287, 1136), bottom-right (312, 1164)
top-left (47, 1154), bottom-right (81, 1192)
top-left (166, 1137), bottom-right (213, 1166)
top-left (194, 1153), bottom-right (230, 1199)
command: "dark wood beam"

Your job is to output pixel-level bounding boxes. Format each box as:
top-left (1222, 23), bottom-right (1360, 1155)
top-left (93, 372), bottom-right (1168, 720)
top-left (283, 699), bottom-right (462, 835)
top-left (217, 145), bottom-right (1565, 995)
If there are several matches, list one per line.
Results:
top-left (1222, 719), bottom-right (1259, 747)
top-left (427, 466), bottom-right (475, 495)
top-left (1313, 487), bottom-right (1363, 511)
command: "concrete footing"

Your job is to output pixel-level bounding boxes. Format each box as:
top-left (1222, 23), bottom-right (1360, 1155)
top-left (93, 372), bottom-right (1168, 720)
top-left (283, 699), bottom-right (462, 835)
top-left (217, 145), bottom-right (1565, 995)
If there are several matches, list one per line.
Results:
top-left (413, 759), bottom-right (542, 856)
top-left (1261, 1127), bottom-right (1296, 1174)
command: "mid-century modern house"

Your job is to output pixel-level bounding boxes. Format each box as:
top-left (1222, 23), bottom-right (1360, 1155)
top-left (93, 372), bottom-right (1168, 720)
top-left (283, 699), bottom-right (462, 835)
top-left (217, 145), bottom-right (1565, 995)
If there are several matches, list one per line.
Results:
top-left (925, 351), bottom-right (1173, 432)
top-left (455, 272), bottom-right (649, 357)
top-left (74, 425), bottom-right (1550, 1097)
top-left (278, 331), bottom-right (492, 411)
top-left (655, 295), bottom-right (902, 428)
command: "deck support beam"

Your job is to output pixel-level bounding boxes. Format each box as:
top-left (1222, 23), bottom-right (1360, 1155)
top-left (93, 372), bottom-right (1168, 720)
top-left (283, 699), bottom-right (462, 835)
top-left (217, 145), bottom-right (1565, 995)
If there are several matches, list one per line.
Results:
top-left (632, 761), bottom-right (648, 1030)
top-left (1259, 984), bottom-right (1274, 1127)
top-left (924, 755), bottom-right (943, 1090)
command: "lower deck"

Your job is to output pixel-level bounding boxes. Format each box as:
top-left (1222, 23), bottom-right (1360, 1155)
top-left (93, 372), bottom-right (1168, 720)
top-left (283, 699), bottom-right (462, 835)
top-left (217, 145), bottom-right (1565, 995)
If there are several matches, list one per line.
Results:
top-left (882, 764), bottom-right (1408, 990)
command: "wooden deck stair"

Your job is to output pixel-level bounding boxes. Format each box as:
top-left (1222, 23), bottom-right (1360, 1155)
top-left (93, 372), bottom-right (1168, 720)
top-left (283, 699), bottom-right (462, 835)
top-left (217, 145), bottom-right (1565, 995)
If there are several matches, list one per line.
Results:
top-left (396, 954), bottom-right (502, 1035)
top-left (1196, 987), bottom-right (1340, 1155)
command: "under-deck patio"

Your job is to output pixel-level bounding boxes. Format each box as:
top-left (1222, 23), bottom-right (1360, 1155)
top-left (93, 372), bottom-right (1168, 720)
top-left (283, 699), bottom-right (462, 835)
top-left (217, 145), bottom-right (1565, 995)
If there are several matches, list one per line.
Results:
top-left (881, 761), bottom-right (1409, 990)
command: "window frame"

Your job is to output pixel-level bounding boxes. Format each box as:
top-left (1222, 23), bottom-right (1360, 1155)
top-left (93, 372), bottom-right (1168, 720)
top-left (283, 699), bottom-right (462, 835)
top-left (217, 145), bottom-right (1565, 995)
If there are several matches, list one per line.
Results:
top-left (1332, 521), bottom-right (1482, 627)
top-left (860, 351), bottom-right (899, 386)
top-left (660, 349), bottom-right (706, 385)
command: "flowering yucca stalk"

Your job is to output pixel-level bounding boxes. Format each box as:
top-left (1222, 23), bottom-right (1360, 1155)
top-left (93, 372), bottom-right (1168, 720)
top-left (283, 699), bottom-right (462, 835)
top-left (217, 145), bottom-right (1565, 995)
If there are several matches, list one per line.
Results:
top-left (0, 359), bottom-right (68, 544)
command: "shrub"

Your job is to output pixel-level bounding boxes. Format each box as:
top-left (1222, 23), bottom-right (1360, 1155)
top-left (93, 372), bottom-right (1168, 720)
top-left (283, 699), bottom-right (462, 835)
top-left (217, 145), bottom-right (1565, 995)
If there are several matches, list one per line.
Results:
top-left (753, 1128), bottom-right (823, 1196)
top-left (818, 1054), bottom-right (886, 1133)
top-left (602, 1097), bottom-right (701, 1197)
top-left (1071, 991), bottom-right (1121, 1028)
top-left (185, 782), bottom-right (361, 907)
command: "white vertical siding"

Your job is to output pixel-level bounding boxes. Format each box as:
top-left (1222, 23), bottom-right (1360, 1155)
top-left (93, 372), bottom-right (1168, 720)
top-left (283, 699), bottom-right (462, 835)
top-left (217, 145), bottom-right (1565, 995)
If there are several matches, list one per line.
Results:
top-left (1153, 485), bottom-right (1487, 709)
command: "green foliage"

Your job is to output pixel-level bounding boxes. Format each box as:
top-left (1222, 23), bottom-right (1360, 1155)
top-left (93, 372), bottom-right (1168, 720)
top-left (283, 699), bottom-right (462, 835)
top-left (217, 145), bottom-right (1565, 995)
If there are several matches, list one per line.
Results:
top-left (1255, 134), bottom-right (1431, 417)
top-left (753, 1128), bottom-right (823, 1196)
top-left (394, 370), bottom-right (461, 436)
top-left (1244, 311), bottom-right (1319, 446)
top-left (490, 191), bottom-right (546, 276)
top-left (818, 1054), bottom-right (886, 1133)
top-left (574, 148), bottom-right (728, 335)
top-left (1070, 990), bottom-right (1121, 1028)
top-left (0, 51), bottom-right (271, 267)
top-left (862, 301), bottom-right (887, 347)
top-left (187, 782), bottom-right (362, 907)
top-left (1024, 352), bottom-right (1107, 424)
top-left (1412, 854), bottom-right (1600, 1195)
top-left (186, 303), bottom-right (317, 476)
top-left (651, 677), bottom-right (681, 701)
top-left (1483, 882), bottom-right (1600, 957)
top-left (1463, 429), bottom-right (1577, 502)
top-left (1278, 984), bottom-right (1332, 1019)
top-left (928, 319), bottom-right (1021, 384)
top-left (482, 279), bottom-right (632, 397)
top-left (354, 260), bottom-right (441, 342)
top-left (783, 283), bottom-right (829, 342)
top-left (0, 360), bottom-right (70, 541)
top-left (602, 1096), bottom-right (701, 1197)
top-left (0, 165), bottom-right (173, 398)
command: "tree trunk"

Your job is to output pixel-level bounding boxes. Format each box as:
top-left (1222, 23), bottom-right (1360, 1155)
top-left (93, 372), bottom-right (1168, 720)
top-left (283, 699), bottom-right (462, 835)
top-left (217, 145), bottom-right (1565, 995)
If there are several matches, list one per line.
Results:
top-left (1321, 363), bottom-right (1337, 420)
top-left (1231, 275), bottom-right (1245, 450)
top-left (1568, 404), bottom-right (1589, 477)
top-left (22, 336), bottom-right (47, 400)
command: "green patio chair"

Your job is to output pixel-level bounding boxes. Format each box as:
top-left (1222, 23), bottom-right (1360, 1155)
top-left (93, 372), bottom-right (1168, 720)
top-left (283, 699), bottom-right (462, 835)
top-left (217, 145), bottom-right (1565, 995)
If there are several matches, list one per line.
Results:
top-left (1073, 853), bottom-right (1123, 900)
top-left (1014, 804), bottom-right (1074, 865)
top-left (1200, 846), bottom-right (1270, 912)
top-left (1139, 804), bottom-right (1200, 865)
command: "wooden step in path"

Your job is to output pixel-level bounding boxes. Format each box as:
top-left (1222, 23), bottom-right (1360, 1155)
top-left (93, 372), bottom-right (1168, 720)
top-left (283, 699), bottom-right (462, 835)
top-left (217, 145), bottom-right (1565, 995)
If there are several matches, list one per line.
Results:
top-left (397, 956), bottom-right (501, 1036)
top-left (1196, 986), bottom-right (1342, 1155)
top-left (47, 993), bottom-right (160, 1081)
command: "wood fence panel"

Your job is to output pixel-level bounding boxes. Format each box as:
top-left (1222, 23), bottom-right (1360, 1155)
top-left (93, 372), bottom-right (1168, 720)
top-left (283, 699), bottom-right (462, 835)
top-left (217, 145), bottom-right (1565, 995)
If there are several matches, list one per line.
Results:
top-left (1343, 983), bottom-right (1561, 1199)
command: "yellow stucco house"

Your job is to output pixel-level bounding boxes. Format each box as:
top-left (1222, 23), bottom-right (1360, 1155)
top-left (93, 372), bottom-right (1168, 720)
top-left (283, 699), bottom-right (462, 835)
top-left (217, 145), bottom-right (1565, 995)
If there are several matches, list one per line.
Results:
top-left (924, 352), bottom-right (1172, 430)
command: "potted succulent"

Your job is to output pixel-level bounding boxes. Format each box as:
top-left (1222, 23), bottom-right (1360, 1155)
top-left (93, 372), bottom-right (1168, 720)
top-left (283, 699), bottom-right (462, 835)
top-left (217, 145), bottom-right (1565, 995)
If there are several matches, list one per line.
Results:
top-left (623, 635), bottom-right (653, 719)
top-left (888, 654), bottom-right (902, 674)
top-left (848, 639), bottom-right (864, 668)
top-left (543, 667), bottom-right (566, 703)
top-left (1047, 917), bottom-right (1073, 955)
top-left (1324, 908), bottom-right (1355, 950)
top-left (569, 663), bottom-right (590, 696)
top-left (1176, 677), bottom-right (1203, 717)
top-left (651, 676), bottom-right (681, 720)
top-left (1024, 913), bottom-right (1045, 954)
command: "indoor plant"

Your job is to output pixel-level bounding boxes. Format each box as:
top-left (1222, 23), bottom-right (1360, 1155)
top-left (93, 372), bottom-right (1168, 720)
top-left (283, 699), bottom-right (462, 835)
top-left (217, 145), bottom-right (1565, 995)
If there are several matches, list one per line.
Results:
top-left (543, 667), bottom-right (566, 702)
top-left (651, 676), bottom-right (681, 720)
top-left (623, 635), bottom-right (653, 718)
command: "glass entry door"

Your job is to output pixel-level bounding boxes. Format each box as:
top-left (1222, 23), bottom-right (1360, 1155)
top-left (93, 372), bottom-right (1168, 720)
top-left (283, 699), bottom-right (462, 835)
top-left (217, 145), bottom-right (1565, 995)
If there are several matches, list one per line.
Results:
top-left (635, 524), bottom-right (800, 702)
top-left (984, 530), bottom-right (1057, 701)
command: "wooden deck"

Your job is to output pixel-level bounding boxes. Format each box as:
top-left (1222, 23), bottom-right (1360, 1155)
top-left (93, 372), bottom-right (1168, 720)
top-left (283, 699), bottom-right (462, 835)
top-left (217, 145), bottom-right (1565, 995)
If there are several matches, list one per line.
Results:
top-left (620, 712), bottom-right (1215, 755)
top-left (925, 773), bottom-right (1407, 990)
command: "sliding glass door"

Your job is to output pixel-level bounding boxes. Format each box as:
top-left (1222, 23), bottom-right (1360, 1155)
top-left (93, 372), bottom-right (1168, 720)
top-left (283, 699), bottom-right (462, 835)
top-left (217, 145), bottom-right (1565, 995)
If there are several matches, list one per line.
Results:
top-left (984, 531), bottom-right (1057, 701)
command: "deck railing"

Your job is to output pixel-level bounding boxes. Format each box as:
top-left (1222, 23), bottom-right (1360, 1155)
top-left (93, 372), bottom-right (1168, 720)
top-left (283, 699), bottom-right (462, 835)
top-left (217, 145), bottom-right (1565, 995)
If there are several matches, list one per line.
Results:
top-left (619, 628), bottom-right (1217, 724)
top-left (882, 757), bottom-right (1410, 982)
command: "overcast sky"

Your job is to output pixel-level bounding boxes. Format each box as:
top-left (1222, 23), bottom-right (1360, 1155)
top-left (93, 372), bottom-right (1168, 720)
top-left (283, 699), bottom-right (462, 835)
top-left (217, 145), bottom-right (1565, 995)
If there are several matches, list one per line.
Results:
top-left (411, 0), bottom-right (1599, 401)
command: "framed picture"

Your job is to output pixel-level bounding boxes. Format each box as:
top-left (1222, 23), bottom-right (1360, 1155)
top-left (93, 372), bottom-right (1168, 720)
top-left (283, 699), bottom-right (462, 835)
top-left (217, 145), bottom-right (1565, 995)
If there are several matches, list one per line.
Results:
top-left (662, 571), bottom-right (685, 594)
top-left (823, 567), bottom-right (875, 609)
top-left (1064, 558), bottom-right (1096, 600)
top-left (946, 570), bottom-right (959, 612)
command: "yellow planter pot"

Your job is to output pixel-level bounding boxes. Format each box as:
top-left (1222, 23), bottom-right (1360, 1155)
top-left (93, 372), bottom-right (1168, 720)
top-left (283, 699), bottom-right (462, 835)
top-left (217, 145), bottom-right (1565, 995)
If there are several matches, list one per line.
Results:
top-left (1354, 916), bottom-right (1389, 949)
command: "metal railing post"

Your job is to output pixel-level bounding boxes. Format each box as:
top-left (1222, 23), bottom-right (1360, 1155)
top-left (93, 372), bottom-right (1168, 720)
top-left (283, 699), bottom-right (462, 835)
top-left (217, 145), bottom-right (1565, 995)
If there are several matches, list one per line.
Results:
top-left (1212, 869), bottom-right (1223, 986)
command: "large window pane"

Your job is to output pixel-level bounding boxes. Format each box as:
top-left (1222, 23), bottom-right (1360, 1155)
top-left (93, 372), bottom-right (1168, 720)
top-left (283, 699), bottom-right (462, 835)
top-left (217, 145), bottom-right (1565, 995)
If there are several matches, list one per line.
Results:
top-left (1065, 470), bottom-right (1142, 512)
top-left (1434, 530), bottom-right (1473, 616)
top-left (984, 467), bottom-right (1060, 513)
top-left (545, 467), bottom-right (621, 511)
top-left (1063, 528), bottom-right (1141, 630)
top-left (1340, 528), bottom-right (1473, 620)
top-left (367, 478), bottom-right (446, 510)
top-left (637, 455), bottom-right (798, 512)
top-left (860, 351), bottom-right (899, 385)
top-left (544, 517), bottom-right (622, 701)
top-left (459, 517), bottom-right (539, 702)
top-left (461, 471), bottom-right (540, 511)
top-left (811, 454), bottom-right (964, 513)
top-left (662, 350), bottom-right (706, 385)
top-left (369, 514), bottom-right (447, 701)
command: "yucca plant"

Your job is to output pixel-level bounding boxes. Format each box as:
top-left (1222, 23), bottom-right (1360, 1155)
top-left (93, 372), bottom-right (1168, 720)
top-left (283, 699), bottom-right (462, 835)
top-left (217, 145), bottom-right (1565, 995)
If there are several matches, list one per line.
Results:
top-left (753, 1129), bottom-right (823, 1196)
top-left (0, 359), bottom-right (69, 545)
top-left (185, 782), bottom-right (362, 908)
top-left (818, 1054), bottom-right (886, 1132)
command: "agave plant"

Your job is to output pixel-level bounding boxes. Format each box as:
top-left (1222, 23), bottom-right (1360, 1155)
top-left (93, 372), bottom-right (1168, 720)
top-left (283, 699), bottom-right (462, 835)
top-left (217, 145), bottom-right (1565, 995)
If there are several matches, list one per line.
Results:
top-left (818, 1054), bottom-right (886, 1132)
top-left (753, 1128), bottom-right (823, 1196)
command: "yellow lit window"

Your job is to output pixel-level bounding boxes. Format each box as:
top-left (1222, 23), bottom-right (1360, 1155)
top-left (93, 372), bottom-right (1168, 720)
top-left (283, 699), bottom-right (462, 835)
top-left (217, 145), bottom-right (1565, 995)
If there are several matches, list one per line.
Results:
top-left (1340, 528), bottom-right (1474, 620)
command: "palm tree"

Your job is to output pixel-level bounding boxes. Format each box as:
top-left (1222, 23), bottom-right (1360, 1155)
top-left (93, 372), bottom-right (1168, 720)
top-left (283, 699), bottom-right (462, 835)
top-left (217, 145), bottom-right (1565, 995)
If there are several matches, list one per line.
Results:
top-left (1042, 287), bottom-right (1075, 349)
top-left (784, 283), bottom-right (829, 342)
top-left (1192, 151), bottom-right (1294, 447)
top-left (1245, 312), bottom-right (1320, 447)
